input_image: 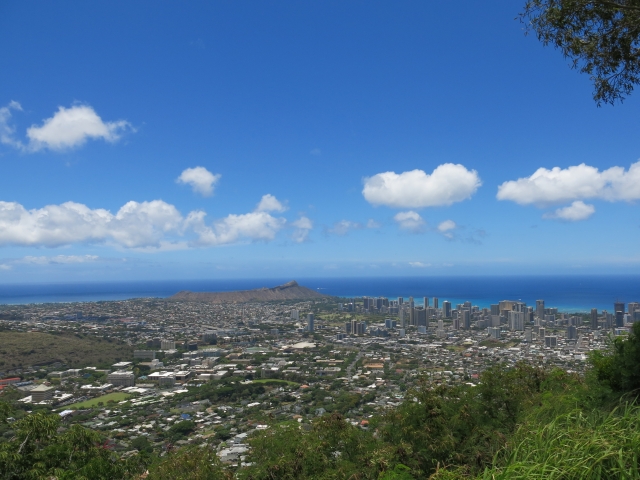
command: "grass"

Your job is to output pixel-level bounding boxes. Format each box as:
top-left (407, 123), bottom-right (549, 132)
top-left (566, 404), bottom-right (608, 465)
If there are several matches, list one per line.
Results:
top-left (64, 392), bottom-right (130, 409)
top-left (0, 331), bottom-right (132, 369)
top-left (432, 403), bottom-right (640, 480)
top-left (251, 379), bottom-right (299, 386)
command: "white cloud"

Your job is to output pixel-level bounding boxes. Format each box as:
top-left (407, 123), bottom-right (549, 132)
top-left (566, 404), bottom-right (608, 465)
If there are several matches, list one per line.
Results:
top-left (438, 220), bottom-right (456, 232)
top-left (256, 194), bottom-right (287, 213)
top-left (497, 161), bottom-right (640, 206)
top-left (176, 167), bottom-right (221, 197)
top-left (543, 201), bottom-right (595, 222)
top-left (26, 104), bottom-right (132, 151)
top-left (0, 101), bottom-right (23, 148)
top-left (394, 211), bottom-right (425, 232)
top-left (0, 200), bottom-right (184, 249)
top-left (187, 210), bottom-right (286, 246)
top-left (363, 164), bottom-right (482, 208)
top-left (292, 216), bottom-right (313, 243)
top-left (0, 264), bottom-right (11, 271)
top-left (21, 255), bottom-right (99, 265)
top-left (329, 220), bottom-right (362, 236)
top-left (366, 219), bottom-right (381, 229)
top-left (409, 261), bottom-right (431, 268)
top-left (0, 194), bottom-right (294, 249)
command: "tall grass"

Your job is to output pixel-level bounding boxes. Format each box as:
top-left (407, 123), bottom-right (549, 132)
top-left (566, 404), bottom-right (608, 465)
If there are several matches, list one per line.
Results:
top-left (478, 403), bottom-right (640, 479)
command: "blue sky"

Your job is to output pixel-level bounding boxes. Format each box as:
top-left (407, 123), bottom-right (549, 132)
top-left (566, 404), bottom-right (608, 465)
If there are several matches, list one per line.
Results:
top-left (1, 1), bottom-right (640, 282)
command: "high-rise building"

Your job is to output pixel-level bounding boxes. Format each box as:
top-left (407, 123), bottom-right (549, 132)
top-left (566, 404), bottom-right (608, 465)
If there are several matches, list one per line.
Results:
top-left (615, 311), bottom-right (624, 328)
top-left (345, 322), bottom-right (352, 334)
top-left (615, 301), bottom-right (625, 315)
top-left (434, 297), bottom-right (439, 309)
top-left (307, 313), bottom-right (315, 332)
top-left (490, 304), bottom-right (500, 316)
top-left (567, 325), bottom-right (577, 340)
top-left (462, 309), bottom-right (471, 329)
top-left (629, 302), bottom-right (640, 317)
top-left (415, 308), bottom-right (427, 326)
top-left (536, 300), bottom-right (545, 319)
top-left (409, 297), bottom-right (415, 308)
top-left (443, 301), bottom-right (452, 318)
top-left (591, 308), bottom-right (598, 330)
top-left (291, 309), bottom-right (299, 320)
top-left (398, 297), bottom-right (404, 305)
top-left (399, 309), bottom-right (406, 328)
top-left (424, 297), bottom-right (430, 307)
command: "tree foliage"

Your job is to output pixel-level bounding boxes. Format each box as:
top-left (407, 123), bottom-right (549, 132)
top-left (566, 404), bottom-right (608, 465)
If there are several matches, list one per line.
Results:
top-left (591, 320), bottom-right (640, 392)
top-left (0, 408), bottom-right (146, 479)
top-left (521, 0), bottom-right (640, 104)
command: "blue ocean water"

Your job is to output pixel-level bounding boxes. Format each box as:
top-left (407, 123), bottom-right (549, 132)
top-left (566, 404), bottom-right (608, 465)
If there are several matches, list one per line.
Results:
top-left (0, 276), bottom-right (638, 313)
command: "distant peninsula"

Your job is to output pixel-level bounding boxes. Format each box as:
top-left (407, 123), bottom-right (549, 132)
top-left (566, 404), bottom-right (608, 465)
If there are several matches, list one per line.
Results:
top-left (168, 280), bottom-right (327, 303)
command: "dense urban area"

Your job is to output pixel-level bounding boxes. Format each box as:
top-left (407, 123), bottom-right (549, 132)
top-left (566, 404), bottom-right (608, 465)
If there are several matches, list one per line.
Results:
top-left (0, 292), bottom-right (632, 474)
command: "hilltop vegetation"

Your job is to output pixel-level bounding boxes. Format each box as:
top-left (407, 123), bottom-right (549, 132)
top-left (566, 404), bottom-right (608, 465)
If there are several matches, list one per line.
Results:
top-left (0, 332), bottom-right (132, 369)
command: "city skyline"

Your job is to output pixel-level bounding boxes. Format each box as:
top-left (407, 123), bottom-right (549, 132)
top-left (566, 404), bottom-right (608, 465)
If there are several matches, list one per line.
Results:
top-left (2, 2), bottom-right (640, 282)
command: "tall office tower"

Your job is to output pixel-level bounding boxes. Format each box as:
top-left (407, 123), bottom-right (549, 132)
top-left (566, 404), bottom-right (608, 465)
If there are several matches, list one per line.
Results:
top-left (291, 309), bottom-right (299, 320)
top-left (398, 297), bottom-right (404, 305)
top-left (536, 300), bottom-right (545, 319)
top-left (415, 308), bottom-right (427, 326)
top-left (615, 301), bottom-right (625, 315)
top-left (591, 308), bottom-right (598, 330)
top-left (463, 301), bottom-right (472, 309)
top-left (462, 309), bottom-right (471, 329)
top-left (399, 309), bottom-right (406, 328)
top-left (424, 297), bottom-right (430, 307)
top-left (615, 311), bottom-right (624, 328)
top-left (345, 322), bottom-right (352, 333)
top-left (490, 304), bottom-right (500, 316)
top-left (629, 302), bottom-right (640, 317)
top-left (351, 319), bottom-right (359, 335)
top-left (567, 325), bottom-right (578, 340)
top-left (452, 317), bottom-right (460, 329)
top-left (376, 297), bottom-right (383, 310)
top-left (434, 298), bottom-right (439, 309)
top-left (409, 307), bottom-right (416, 326)
top-left (409, 296), bottom-right (415, 308)
top-left (438, 319), bottom-right (444, 329)
top-left (362, 297), bottom-right (370, 310)
top-left (307, 313), bottom-right (314, 332)
top-left (443, 301), bottom-right (452, 318)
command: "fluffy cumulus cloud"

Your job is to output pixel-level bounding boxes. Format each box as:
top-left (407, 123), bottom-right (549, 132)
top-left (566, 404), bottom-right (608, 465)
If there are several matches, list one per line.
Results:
top-left (27, 105), bottom-right (132, 151)
top-left (176, 167), bottom-right (221, 197)
top-left (292, 216), bottom-right (313, 243)
top-left (497, 161), bottom-right (640, 206)
top-left (0, 194), bottom-right (290, 250)
top-left (543, 201), bottom-right (595, 222)
top-left (437, 219), bottom-right (457, 239)
top-left (256, 194), bottom-right (287, 213)
top-left (0, 102), bottom-right (133, 152)
top-left (437, 220), bottom-right (456, 232)
top-left (362, 164), bottom-right (482, 208)
top-left (186, 194), bottom-right (287, 246)
top-left (394, 211), bottom-right (425, 232)
top-left (0, 200), bottom-right (184, 249)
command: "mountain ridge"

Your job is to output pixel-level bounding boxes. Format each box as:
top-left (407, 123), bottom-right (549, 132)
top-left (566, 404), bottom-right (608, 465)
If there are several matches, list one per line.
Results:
top-left (168, 280), bottom-right (327, 303)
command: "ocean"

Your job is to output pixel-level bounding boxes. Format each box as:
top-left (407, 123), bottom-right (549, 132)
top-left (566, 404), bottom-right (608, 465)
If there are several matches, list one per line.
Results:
top-left (0, 276), bottom-right (638, 313)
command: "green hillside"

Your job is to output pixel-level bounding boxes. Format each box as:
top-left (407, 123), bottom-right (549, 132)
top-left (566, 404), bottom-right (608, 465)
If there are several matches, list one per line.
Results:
top-left (0, 332), bottom-right (132, 370)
